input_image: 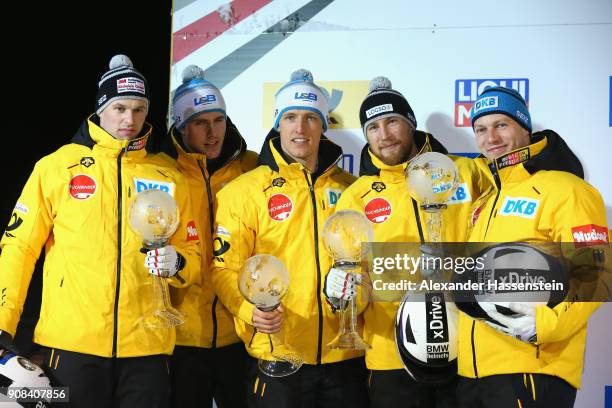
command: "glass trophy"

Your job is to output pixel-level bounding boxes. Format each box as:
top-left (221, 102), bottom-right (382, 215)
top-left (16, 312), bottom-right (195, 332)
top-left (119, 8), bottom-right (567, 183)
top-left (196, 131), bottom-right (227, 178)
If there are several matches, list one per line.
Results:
top-left (238, 254), bottom-right (303, 377)
top-left (322, 210), bottom-right (374, 349)
top-left (129, 188), bottom-right (184, 329)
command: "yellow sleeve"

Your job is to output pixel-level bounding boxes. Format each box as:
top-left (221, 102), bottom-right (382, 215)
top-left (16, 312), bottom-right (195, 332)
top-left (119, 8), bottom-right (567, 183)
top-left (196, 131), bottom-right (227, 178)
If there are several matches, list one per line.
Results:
top-left (168, 173), bottom-right (201, 288)
top-left (0, 161), bottom-right (53, 335)
top-left (210, 182), bottom-right (256, 324)
top-left (536, 180), bottom-right (608, 343)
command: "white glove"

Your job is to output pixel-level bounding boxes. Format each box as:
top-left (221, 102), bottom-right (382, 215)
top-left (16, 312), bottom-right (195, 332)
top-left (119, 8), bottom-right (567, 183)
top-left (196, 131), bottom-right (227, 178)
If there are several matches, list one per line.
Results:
top-left (484, 302), bottom-right (537, 343)
top-left (144, 245), bottom-right (184, 278)
top-left (324, 267), bottom-right (360, 302)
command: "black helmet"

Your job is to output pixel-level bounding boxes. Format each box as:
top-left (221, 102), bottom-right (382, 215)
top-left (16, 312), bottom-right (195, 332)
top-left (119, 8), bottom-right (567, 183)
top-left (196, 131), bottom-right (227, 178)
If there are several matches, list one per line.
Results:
top-left (395, 291), bottom-right (458, 386)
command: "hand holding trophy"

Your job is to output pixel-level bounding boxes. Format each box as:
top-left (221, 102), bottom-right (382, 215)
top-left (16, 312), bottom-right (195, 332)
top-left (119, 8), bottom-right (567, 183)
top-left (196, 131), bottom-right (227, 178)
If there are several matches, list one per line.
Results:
top-left (129, 188), bottom-right (185, 329)
top-left (322, 210), bottom-right (374, 349)
top-left (239, 254), bottom-right (303, 377)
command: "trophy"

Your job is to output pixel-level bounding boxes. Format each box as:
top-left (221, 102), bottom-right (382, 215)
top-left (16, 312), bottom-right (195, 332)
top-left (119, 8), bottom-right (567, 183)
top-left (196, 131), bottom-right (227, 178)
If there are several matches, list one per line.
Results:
top-left (322, 210), bottom-right (374, 349)
top-left (405, 152), bottom-right (459, 277)
top-left (238, 254), bottom-right (303, 377)
top-left (129, 188), bottom-right (185, 328)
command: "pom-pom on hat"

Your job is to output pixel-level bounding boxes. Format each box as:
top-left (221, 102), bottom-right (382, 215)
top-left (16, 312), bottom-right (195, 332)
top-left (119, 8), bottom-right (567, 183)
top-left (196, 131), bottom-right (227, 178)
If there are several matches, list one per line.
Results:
top-left (273, 69), bottom-right (329, 131)
top-left (359, 76), bottom-right (417, 135)
top-left (96, 54), bottom-right (149, 115)
top-left (172, 65), bottom-right (227, 129)
top-left (470, 86), bottom-right (531, 133)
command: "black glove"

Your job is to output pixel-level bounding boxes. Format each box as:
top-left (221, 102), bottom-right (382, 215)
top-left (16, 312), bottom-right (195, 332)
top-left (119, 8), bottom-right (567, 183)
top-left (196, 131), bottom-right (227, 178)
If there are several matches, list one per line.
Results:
top-left (0, 330), bottom-right (20, 355)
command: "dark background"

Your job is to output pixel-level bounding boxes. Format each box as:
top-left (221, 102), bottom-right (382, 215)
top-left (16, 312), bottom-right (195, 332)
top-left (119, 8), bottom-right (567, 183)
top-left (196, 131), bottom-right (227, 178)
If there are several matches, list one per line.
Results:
top-left (2, 1), bottom-right (172, 351)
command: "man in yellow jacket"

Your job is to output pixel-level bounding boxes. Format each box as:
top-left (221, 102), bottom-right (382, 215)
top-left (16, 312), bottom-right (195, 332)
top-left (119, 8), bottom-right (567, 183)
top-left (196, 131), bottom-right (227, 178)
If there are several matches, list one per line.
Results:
top-left (211, 69), bottom-right (368, 407)
top-left (457, 86), bottom-right (609, 407)
top-left (326, 77), bottom-right (485, 407)
top-left (163, 65), bottom-right (258, 408)
top-left (0, 55), bottom-right (200, 408)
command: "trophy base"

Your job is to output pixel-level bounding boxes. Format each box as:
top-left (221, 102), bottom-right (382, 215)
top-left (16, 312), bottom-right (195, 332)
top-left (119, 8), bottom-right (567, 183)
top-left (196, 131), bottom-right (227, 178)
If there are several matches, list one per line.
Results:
top-left (258, 357), bottom-right (303, 377)
top-left (326, 332), bottom-right (370, 350)
top-left (139, 308), bottom-right (185, 329)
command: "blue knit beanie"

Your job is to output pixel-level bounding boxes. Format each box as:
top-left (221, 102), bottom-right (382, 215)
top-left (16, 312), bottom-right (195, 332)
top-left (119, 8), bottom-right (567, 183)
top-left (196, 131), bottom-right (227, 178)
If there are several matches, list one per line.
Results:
top-left (470, 86), bottom-right (531, 133)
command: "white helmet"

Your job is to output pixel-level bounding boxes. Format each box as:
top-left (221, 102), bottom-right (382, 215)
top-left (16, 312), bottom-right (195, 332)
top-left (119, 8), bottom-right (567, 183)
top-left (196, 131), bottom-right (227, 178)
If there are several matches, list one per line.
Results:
top-left (453, 243), bottom-right (567, 323)
top-left (0, 349), bottom-right (51, 407)
top-left (395, 291), bottom-right (458, 385)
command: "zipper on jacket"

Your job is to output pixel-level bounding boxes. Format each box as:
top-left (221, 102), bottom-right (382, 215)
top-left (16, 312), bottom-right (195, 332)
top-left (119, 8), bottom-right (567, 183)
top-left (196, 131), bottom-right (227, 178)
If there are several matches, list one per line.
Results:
top-left (112, 150), bottom-right (125, 357)
top-left (198, 161), bottom-right (218, 348)
top-left (483, 164), bottom-right (502, 239)
top-left (471, 320), bottom-right (478, 378)
top-left (304, 170), bottom-right (324, 364)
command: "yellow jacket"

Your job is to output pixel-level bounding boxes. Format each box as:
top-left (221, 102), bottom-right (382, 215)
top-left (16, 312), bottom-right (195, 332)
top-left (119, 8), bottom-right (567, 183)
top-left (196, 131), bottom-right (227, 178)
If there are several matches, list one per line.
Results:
top-left (460, 130), bottom-right (608, 388)
top-left (336, 131), bottom-right (487, 370)
top-left (211, 131), bottom-right (361, 365)
top-left (163, 118), bottom-right (258, 348)
top-left (0, 115), bottom-right (200, 357)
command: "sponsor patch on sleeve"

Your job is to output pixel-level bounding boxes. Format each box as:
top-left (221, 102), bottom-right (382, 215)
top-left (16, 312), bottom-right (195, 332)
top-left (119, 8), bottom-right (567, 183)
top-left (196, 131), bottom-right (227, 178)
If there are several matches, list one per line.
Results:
top-left (186, 220), bottom-right (199, 241)
top-left (215, 225), bottom-right (231, 238)
top-left (14, 202), bottom-right (28, 214)
top-left (571, 224), bottom-right (608, 247)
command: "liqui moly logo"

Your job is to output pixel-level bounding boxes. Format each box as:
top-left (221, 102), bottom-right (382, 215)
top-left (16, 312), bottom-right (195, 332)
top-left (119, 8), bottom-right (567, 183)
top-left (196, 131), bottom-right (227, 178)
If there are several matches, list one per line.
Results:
top-left (364, 197), bottom-right (392, 224)
top-left (268, 194), bottom-right (293, 221)
top-left (572, 224), bottom-right (608, 248)
top-left (454, 78), bottom-right (529, 126)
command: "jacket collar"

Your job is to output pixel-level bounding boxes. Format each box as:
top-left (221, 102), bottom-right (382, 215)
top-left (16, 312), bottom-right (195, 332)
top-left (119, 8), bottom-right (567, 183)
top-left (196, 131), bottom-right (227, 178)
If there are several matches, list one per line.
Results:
top-left (483, 129), bottom-right (583, 186)
top-left (71, 114), bottom-right (151, 158)
top-left (256, 128), bottom-right (343, 181)
top-left (165, 116), bottom-right (247, 175)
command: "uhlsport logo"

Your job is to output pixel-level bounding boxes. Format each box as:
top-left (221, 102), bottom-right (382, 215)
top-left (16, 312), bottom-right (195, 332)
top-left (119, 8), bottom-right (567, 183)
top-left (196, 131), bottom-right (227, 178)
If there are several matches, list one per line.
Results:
top-left (498, 196), bottom-right (539, 219)
top-left (268, 194), bottom-right (293, 221)
top-left (364, 197), bottom-right (392, 224)
top-left (69, 174), bottom-right (97, 200)
top-left (134, 178), bottom-right (176, 196)
top-left (454, 78), bottom-right (529, 127)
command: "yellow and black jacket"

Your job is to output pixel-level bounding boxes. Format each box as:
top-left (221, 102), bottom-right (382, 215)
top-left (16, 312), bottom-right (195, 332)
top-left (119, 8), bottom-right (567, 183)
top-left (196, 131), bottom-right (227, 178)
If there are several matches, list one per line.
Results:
top-left (460, 130), bottom-right (608, 389)
top-left (0, 115), bottom-right (200, 357)
top-left (211, 129), bottom-right (361, 365)
top-left (162, 117), bottom-right (258, 348)
top-left (336, 131), bottom-right (487, 370)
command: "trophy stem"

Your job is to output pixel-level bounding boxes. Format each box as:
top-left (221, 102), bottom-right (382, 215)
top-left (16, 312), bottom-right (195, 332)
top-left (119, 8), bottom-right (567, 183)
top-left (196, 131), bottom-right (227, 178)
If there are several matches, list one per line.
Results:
top-left (139, 275), bottom-right (185, 329)
top-left (326, 264), bottom-right (370, 350)
top-left (258, 325), bottom-right (303, 377)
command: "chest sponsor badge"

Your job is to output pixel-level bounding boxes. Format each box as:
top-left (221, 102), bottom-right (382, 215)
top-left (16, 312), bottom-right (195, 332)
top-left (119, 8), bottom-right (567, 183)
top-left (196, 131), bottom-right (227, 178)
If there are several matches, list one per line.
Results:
top-left (69, 174), bottom-right (97, 200)
top-left (134, 178), bottom-right (176, 196)
top-left (326, 189), bottom-right (342, 207)
top-left (268, 194), bottom-right (293, 221)
top-left (364, 197), bottom-right (392, 224)
top-left (498, 196), bottom-right (539, 219)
